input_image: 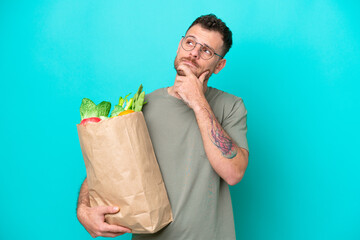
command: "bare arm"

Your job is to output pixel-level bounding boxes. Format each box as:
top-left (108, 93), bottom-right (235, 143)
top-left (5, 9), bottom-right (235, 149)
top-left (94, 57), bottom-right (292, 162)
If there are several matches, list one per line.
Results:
top-left (193, 103), bottom-right (249, 185)
top-left (77, 178), bottom-right (90, 210)
top-left (172, 64), bottom-right (249, 185)
top-left (76, 178), bottom-right (132, 237)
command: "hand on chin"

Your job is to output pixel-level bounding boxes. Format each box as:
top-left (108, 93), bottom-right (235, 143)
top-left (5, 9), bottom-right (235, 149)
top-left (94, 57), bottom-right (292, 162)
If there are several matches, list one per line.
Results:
top-left (176, 64), bottom-right (199, 78)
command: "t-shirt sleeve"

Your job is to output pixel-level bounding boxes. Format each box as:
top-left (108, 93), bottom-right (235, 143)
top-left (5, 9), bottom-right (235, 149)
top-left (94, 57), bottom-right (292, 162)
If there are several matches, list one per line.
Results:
top-left (222, 98), bottom-right (249, 152)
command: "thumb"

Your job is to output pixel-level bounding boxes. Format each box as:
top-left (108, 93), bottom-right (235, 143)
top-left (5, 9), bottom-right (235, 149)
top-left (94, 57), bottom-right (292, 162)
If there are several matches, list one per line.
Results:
top-left (199, 70), bottom-right (210, 83)
top-left (98, 206), bottom-right (120, 215)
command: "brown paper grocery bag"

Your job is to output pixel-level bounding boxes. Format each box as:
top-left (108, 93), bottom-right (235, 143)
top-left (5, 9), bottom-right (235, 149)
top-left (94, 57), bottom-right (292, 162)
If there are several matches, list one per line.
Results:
top-left (77, 112), bottom-right (173, 234)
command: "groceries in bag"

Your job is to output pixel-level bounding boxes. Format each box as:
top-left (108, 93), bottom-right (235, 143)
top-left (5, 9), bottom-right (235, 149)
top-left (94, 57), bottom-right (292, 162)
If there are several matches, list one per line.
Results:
top-left (77, 84), bottom-right (173, 233)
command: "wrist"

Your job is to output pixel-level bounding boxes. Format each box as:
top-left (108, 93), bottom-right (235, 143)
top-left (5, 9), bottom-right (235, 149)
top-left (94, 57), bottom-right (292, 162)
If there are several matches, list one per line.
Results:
top-left (192, 97), bottom-right (209, 114)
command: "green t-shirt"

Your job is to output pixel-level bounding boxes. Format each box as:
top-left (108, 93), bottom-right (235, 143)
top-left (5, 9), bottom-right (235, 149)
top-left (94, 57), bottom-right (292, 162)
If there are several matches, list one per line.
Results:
top-left (132, 87), bottom-right (248, 240)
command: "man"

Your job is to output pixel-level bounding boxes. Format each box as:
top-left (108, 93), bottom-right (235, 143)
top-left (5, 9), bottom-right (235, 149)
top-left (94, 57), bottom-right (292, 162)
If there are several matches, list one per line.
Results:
top-left (77, 14), bottom-right (249, 239)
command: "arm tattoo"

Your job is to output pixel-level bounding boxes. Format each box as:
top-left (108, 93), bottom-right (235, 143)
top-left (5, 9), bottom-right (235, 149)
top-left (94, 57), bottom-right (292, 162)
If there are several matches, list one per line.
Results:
top-left (206, 109), bottom-right (237, 159)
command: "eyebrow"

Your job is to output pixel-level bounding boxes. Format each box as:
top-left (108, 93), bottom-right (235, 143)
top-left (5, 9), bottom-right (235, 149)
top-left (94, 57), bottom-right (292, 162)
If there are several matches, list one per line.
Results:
top-left (186, 34), bottom-right (214, 50)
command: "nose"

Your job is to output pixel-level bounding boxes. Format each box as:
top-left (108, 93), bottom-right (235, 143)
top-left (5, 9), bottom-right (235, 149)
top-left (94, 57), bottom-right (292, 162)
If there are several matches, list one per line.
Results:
top-left (189, 43), bottom-right (201, 59)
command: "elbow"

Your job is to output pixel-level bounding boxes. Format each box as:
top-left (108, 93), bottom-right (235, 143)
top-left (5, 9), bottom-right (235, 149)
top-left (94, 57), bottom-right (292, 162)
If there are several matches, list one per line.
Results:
top-left (227, 179), bottom-right (239, 186)
top-left (227, 148), bottom-right (249, 186)
top-left (226, 170), bottom-right (245, 186)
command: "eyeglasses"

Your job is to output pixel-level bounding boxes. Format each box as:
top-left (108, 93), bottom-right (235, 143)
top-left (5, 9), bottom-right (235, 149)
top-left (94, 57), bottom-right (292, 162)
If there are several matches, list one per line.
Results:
top-left (181, 36), bottom-right (224, 60)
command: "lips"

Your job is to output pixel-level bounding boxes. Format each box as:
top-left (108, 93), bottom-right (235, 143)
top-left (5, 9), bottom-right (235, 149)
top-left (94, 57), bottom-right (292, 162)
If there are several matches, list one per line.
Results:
top-left (181, 58), bottom-right (198, 68)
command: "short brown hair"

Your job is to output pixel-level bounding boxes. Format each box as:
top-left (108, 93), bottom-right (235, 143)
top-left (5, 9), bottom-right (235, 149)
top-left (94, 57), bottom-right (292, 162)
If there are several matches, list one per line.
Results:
top-left (187, 14), bottom-right (233, 57)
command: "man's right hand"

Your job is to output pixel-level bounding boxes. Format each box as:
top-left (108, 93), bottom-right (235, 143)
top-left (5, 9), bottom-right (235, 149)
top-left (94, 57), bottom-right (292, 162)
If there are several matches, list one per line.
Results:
top-left (77, 204), bottom-right (132, 238)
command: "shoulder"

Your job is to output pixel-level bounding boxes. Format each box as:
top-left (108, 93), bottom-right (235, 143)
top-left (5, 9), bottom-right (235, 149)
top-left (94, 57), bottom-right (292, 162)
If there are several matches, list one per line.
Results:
top-left (207, 87), bottom-right (246, 116)
top-left (145, 88), bottom-right (166, 100)
top-left (143, 87), bottom-right (168, 114)
top-left (208, 86), bottom-right (243, 103)
top-left (144, 87), bottom-right (169, 106)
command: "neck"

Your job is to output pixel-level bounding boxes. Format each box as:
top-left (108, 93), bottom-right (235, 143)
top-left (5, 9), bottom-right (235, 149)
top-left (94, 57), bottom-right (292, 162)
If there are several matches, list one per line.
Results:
top-left (167, 86), bottom-right (182, 99)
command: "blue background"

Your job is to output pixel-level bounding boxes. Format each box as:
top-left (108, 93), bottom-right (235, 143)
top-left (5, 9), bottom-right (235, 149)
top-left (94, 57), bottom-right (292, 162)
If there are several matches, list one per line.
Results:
top-left (1, 1), bottom-right (359, 239)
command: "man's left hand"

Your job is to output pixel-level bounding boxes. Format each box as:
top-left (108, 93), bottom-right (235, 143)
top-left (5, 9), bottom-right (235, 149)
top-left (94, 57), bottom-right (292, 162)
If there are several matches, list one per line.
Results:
top-left (174, 64), bottom-right (209, 110)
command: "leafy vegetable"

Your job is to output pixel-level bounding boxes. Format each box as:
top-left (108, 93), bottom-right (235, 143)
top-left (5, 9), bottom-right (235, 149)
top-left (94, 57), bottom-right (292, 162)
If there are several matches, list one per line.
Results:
top-left (135, 91), bottom-right (145, 112)
top-left (109, 84), bottom-right (146, 116)
top-left (81, 84), bottom-right (147, 122)
top-left (131, 84), bottom-right (146, 112)
top-left (124, 93), bottom-right (132, 102)
top-left (110, 105), bottom-right (125, 117)
top-left (80, 98), bottom-right (98, 121)
top-left (124, 98), bottom-right (133, 110)
top-left (118, 97), bottom-right (124, 107)
top-left (80, 99), bottom-right (111, 122)
top-left (96, 101), bottom-right (111, 117)
top-left (80, 84), bottom-right (146, 121)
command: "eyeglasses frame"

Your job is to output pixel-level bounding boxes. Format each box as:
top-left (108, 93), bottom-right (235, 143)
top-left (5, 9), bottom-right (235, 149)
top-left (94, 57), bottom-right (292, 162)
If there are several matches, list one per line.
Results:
top-left (181, 36), bottom-right (224, 60)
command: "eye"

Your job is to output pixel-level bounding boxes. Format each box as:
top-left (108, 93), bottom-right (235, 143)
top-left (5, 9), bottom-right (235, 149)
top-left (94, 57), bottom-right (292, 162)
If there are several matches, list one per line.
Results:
top-left (202, 46), bottom-right (213, 56)
top-left (186, 39), bottom-right (195, 46)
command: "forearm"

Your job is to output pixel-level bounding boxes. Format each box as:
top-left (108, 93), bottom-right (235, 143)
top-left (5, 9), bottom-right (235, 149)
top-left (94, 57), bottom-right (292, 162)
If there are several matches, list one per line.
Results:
top-left (77, 178), bottom-right (90, 210)
top-left (75, 178), bottom-right (131, 236)
top-left (193, 102), bottom-right (248, 185)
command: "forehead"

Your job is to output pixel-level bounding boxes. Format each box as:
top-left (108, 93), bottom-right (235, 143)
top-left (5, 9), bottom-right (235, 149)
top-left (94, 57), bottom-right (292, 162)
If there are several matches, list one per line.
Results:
top-left (185, 24), bottom-right (224, 51)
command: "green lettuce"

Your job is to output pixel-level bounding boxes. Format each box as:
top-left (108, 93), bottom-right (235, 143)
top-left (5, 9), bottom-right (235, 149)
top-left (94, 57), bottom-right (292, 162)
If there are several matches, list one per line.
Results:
top-left (110, 105), bottom-right (125, 117)
top-left (80, 98), bottom-right (112, 121)
top-left (80, 98), bottom-right (98, 121)
top-left (96, 101), bottom-right (111, 117)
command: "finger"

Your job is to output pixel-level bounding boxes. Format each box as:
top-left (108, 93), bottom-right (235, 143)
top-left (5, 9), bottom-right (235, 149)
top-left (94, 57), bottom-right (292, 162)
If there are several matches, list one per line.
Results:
top-left (104, 224), bottom-right (132, 233)
top-left (174, 83), bottom-right (184, 93)
top-left (177, 64), bottom-right (193, 76)
top-left (96, 206), bottom-right (120, 215)
top-left (175, 76), bottom-right (185, 83)
top-left (199, 70), bottom-right (210, 83)
top-left (101, 232), bottom-right (125, 238)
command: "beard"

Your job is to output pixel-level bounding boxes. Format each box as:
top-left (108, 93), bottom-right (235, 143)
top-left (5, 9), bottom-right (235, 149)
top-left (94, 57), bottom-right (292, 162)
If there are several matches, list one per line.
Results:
top-left (173, 54), bottom-right (213, 83)
top-left (174, 55), bottom-right (201, 77)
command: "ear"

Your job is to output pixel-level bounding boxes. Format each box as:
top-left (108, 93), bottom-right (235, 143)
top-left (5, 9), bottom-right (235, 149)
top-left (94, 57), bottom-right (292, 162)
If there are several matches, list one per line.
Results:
top-left (213, 58), bottom-right (226, 74)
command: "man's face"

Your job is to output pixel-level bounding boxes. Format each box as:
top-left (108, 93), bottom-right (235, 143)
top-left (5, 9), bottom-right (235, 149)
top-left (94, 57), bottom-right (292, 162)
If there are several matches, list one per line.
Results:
top-left (174, 24), bottom-right (225, 81)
